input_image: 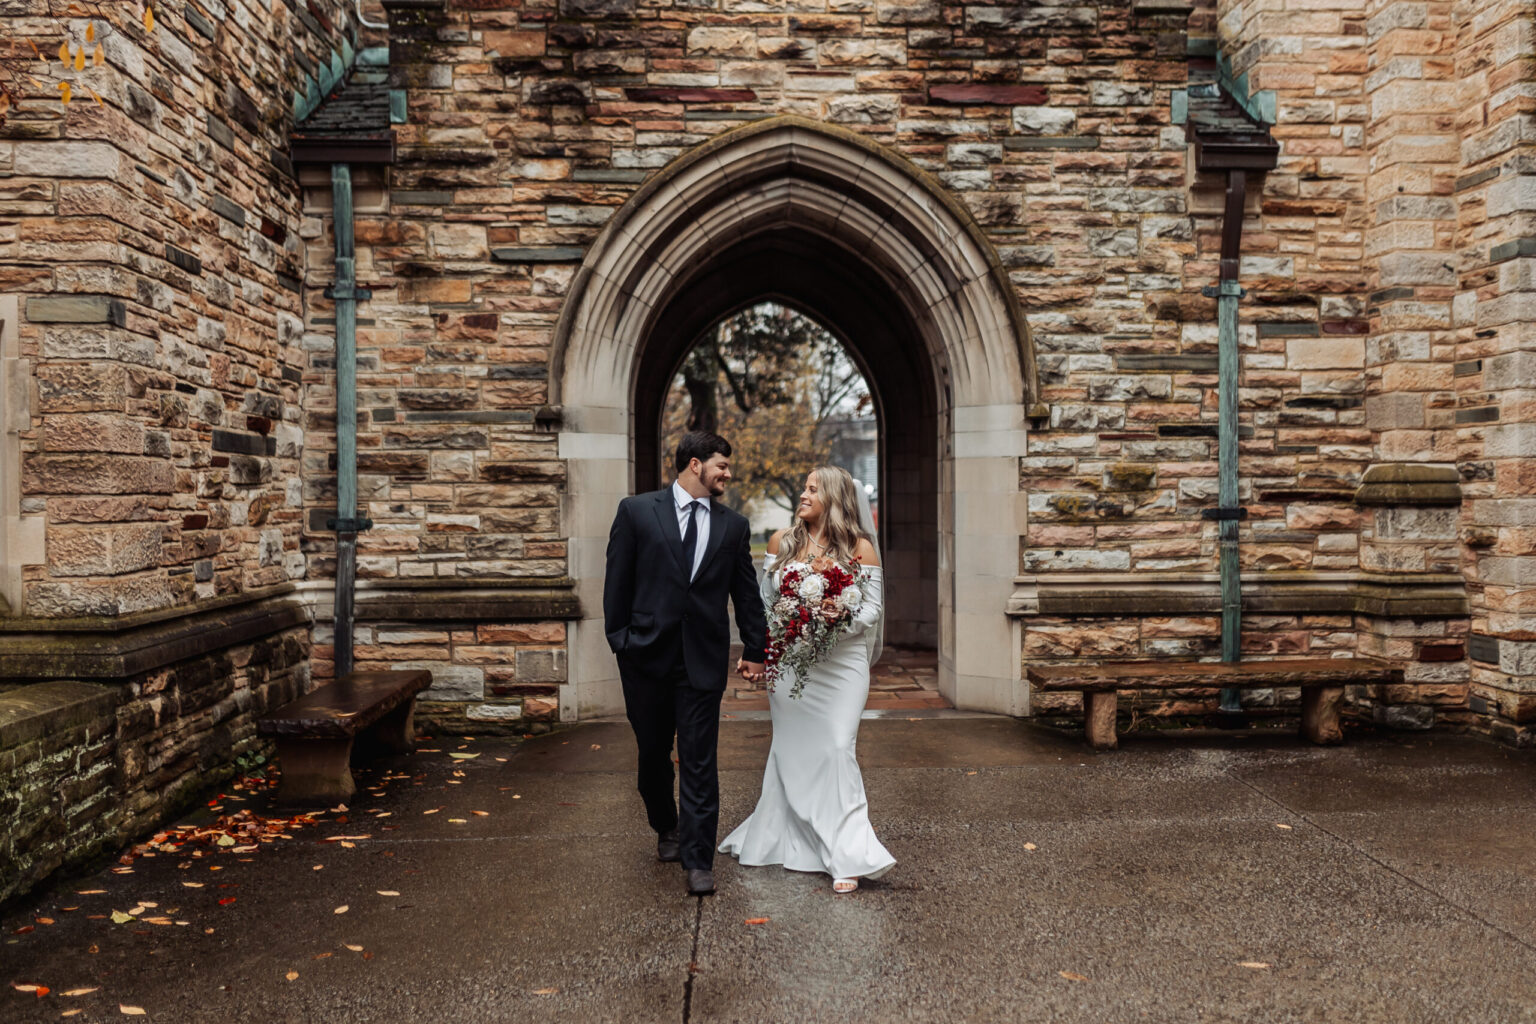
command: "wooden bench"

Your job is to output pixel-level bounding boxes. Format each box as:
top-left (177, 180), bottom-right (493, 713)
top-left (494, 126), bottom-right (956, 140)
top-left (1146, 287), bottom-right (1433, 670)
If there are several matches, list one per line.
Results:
top-left (257, 670), bottom-right (433, 805)
top-left (1027, 658), bottom-right (1404, 751)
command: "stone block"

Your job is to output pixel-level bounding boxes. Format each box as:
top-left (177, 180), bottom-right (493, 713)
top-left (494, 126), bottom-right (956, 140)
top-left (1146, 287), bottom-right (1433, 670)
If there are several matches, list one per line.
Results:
top-left (25, 295), bottom-right (126, 326)
top-left (23, 454), bottom-right (174, 495)
top-left (1012, 106), bottom-right (1075, 135)
top-left (43, 414), bottom-right (144, 454)
top-left (47, 523), bottom-right (164, 577)
top-left (13, 142), bottom-right (123, 179)
top-left (36, 363), bottom-right (129, 413)
top-left (1287, 338), bottom-right (1364, 369)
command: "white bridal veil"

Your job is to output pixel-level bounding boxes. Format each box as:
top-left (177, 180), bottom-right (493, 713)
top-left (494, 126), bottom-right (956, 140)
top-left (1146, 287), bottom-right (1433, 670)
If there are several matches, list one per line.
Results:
top-left (852, 479), bottom-right (884, 668)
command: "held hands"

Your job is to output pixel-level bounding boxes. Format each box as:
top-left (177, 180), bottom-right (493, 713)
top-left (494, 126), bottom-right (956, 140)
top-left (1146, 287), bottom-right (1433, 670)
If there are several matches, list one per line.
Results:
top-left (736, 659), bottom-right (765, 683)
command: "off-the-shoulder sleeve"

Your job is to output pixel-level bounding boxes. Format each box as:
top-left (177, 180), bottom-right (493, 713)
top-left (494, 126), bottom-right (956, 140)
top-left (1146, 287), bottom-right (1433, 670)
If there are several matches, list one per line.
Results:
top-left (845, 566), bottom-right (882, 638)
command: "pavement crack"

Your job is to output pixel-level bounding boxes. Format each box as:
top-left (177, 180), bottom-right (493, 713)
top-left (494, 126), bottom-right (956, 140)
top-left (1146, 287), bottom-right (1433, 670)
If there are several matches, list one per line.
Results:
top-left (1226, 768), bottom-right (1536, 956)
top-left (682, 897), bottom-right (703, 1023)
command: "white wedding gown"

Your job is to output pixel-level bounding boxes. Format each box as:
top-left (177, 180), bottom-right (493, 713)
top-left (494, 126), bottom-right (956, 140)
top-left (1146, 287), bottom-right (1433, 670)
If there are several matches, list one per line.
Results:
top-left (718, 553), bottom-right (896, 881)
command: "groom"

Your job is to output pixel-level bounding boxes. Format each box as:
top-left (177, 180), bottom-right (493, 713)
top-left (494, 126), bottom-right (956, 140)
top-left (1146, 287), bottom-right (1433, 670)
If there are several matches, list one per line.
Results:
top-left (603, 431), bottom-right (767, 896)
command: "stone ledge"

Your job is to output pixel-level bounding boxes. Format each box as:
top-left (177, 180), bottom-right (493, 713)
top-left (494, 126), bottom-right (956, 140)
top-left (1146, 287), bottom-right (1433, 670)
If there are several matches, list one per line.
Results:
top-left (1355, 463), bottom-right (1462, 507)
top-left (0, 680), bottom-right (117, 750)
top-left (0, 594), bottom-right (309, 681)
top-left (346, 579), bottom-right (582, 622)
top-left (1008, 572), bottom-right (1469, 619)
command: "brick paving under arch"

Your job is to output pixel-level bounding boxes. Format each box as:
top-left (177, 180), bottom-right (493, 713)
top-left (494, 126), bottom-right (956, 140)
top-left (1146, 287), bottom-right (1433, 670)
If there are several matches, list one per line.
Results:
top-left (722, 645), bottom-right (950, 717)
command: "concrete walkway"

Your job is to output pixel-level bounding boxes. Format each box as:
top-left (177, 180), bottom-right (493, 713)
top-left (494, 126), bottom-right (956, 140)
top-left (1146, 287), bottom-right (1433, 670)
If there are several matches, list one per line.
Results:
top-left (4, 719), bottom-right (1535, 1023)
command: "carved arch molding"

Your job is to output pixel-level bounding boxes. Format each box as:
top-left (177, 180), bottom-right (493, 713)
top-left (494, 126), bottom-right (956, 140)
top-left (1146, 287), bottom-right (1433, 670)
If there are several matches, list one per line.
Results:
top-left (553, 116), bottom-right (1035, 719)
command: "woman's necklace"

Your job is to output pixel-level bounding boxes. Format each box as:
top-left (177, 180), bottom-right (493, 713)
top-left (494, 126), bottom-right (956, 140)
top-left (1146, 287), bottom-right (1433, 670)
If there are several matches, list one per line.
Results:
top-left (806, 531), bottom-right (829, 556)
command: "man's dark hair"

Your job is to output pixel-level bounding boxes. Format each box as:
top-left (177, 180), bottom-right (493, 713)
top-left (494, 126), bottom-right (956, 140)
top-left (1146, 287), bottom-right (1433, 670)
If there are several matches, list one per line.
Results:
top-left (675, 430), bottom-right (732, 473)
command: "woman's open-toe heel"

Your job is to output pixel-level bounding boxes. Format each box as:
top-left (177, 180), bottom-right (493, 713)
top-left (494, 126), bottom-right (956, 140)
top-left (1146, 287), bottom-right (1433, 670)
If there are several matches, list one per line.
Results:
top-left (833, 878), bottom-right (859, 894)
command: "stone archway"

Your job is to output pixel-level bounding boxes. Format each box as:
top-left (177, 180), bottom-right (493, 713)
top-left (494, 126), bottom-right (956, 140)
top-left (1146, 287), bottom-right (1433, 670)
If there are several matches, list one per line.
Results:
top-left (553, 116), bottom-right (1035, 719)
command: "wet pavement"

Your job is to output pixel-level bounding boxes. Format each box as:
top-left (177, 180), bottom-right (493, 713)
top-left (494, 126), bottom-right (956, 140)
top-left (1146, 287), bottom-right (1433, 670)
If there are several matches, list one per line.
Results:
top-left (3, 718), bottom-right (1535, 1023)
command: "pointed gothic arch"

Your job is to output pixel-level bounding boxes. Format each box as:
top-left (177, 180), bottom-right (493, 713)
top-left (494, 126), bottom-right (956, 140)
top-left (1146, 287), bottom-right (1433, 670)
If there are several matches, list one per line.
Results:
top-left (553, 116), bottom-right (1036, 719)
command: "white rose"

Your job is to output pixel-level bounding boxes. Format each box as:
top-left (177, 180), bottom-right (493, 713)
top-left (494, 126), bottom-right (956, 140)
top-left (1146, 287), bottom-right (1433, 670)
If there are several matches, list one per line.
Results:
top-left (836, 586), bottom-right (862, 612)
top-left (798, 574), bottom-right (826, 602)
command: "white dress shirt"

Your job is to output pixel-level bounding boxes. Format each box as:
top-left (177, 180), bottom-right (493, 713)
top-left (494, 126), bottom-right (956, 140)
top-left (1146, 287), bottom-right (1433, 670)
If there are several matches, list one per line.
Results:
top-left (671, 480), bottom-right (711, 580)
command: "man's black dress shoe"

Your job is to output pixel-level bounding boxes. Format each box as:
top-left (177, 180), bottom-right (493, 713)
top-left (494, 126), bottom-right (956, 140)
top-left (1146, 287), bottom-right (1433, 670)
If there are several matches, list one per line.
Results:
top-left (686, 868), bottom-right (716, 895)
top-left (657, 830), bottom-right (680, 863)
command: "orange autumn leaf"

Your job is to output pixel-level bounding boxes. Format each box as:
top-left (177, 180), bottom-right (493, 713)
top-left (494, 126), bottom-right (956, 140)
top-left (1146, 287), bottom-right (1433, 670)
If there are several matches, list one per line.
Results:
top-left (93, 44), bottom-right (104, 67)
top-left (1059, 971), bottom-right (1090, 982)
top-left (120, 1007), bottom-right (147, 1016)
top-left (744, 917), bottom-right (770, 925)
top-left (284, 971), bottom-right (298, 982)
top-left (58, 41), bottom-right (70, 64)
top-left (86, 22), bottom-right (95, 42)
top-left (143, 6), bottom-right (155, 32)
top-left (59, 82), bottom-right (71, 105)
top-left (74, 48), bottom-right (85, 71)
top-left (531, 987), bottom-right (558, 995)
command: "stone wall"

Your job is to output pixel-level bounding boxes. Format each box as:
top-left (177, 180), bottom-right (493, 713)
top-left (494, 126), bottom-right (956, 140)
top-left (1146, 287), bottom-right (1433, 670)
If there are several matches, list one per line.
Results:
top-left (0, 621), bottom-right (309, 907)
top-left (1, 0), bottom-right (363, 619)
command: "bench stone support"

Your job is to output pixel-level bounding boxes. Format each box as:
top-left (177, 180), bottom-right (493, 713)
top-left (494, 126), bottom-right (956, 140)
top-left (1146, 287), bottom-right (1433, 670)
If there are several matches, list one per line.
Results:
top-left (374, 698), bottom-right (417, 754)
top-left (1085, 691), bottom-right (1119, 750)
top-left (1300, 685), bottom-right (1345, 745)
top-left (272, 736), bottom-right (356, 806)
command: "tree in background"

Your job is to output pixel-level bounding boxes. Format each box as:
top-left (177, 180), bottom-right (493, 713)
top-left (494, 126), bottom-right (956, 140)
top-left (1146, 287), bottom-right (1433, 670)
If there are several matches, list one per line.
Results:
top-left (664, 302), bottom-right (871, 513)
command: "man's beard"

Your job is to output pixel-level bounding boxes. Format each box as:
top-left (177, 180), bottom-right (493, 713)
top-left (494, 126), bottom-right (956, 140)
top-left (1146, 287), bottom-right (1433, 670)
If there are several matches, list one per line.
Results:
top-left (705, 474), bottom-right (727, 496)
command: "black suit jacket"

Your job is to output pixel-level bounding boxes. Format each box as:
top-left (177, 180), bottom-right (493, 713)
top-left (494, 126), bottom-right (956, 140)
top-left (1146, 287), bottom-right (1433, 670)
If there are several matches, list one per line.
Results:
top-left (603, 489), bottom-right (768, 689)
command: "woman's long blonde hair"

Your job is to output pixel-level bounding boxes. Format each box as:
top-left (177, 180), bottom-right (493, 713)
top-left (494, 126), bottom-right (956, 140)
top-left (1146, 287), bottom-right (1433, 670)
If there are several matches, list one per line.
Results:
top-left (783, 466), bottom-right (870, 565)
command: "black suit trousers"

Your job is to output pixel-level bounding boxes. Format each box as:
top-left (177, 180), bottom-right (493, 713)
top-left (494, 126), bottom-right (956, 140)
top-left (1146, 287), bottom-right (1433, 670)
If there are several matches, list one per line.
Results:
top-left (619, 645), bottom-right (723, 871)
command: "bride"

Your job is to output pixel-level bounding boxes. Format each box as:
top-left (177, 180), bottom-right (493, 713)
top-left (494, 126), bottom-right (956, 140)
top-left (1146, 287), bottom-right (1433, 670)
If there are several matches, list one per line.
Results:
top-left (719, 466), bottom-right (895, 894)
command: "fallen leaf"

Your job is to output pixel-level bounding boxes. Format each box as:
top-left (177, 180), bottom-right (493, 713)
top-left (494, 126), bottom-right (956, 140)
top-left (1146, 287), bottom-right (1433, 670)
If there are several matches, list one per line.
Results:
top-left (532, 987), bottom-right (558, 995)
top-left (63, 1010), bottom-right (85, 1017)
top-left (323, 835), bottom-right (371, 842)
top-left (77, 890), bottom-right (106, 895)
top-left (344, 944), bottom-right (365, 952)
top-left (14, 924), bottom-right (34, 934)
top-left (313, 865), bottom-right (324, 871)
top-left (472, 811), bottom-right (489, 817)
top-left (61, 988), bottom-right (99, 997)
top-left (285, 971), bottom-right (299, 981)
top-left (111, 910), bottom-right (135, 924)
top-left (744, 917), bottom-right (770, 925)
top-left (37, 917), bottom-right (55, 925)
top-left (1059, 971), bottom-right (1089, 982)
top-left (965, 770), bottom-right (978, 776)
top-left (313, 952), bottom-right (333, 960)
top-left (334, 905), bottom-right (349, 914)
top-left (1237, 961), bottom-right (1271, 969)
top-left (448, 818), bottom-right (467, 824)
top-left (448, 753), bottom-right (479, 760)
top-left (120, 1007), bottom-right (147, 1016)
top-left (12, 982), bottom-right (47, 996)
top-left (376, 890), bottom-right (400, 897)
top-left (422, 809), bottom-right (440, 815)
top-left (1274, 823), bottom-right (1293, 830)
top-left (1023, 843), bottom-right (1037, 851)
top-left (589, 744), bottom-right (602, 750)
top-left (182, 881), bottom-right (204, 888)
top-left (362, 952), bottom-right (375, 960)
top-left (217, 897), bottom-right (237, 906)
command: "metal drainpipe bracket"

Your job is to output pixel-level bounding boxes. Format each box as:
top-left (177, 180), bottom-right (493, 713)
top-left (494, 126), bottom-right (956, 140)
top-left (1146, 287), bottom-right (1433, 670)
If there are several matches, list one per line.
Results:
top-left (1201, 507), bottom-right (1248, 521)
top-left (324, 284), bottom-right (374, 300)
top-left (326, 516), bottom-right (376, 533)
top-left (1201, 284), bottom-right (1246, 298)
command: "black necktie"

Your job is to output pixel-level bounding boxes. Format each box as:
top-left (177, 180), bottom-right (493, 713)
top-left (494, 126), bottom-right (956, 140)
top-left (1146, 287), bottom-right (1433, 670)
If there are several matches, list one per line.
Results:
top-left (681, 500), bottom-right (700, 580)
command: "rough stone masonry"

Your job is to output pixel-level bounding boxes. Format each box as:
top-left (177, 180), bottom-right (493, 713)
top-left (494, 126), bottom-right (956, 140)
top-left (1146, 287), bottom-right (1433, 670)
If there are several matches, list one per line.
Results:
top-left (0, 0), bottom-right (1532, 902)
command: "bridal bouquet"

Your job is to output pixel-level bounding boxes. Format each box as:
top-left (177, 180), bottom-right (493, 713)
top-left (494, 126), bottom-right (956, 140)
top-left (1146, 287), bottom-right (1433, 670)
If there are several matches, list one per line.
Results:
top-left (764, 556), bottom-right (870, 698)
